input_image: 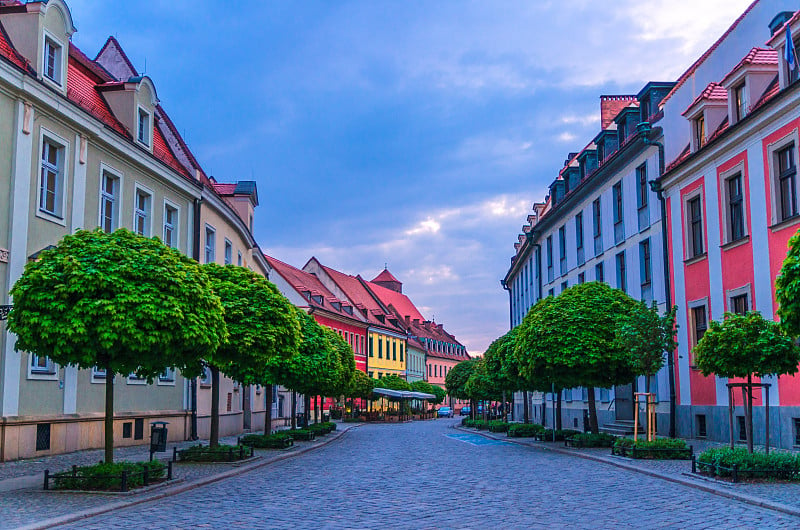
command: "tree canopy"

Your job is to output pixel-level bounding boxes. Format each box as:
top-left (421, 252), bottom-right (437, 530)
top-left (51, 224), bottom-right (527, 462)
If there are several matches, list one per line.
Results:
top-left (346, 370), bottom-right (375, 400)
top-left (776, 229), bottom-right (800, 337)
top-left (376, 373), bottom-right (411, 392)
top-left (445, 358), bottom-right (478, 401)
top-left (615, 301), bottom-right (678, 392)
top-left (464, 358), bottom-right (503, 401)
top-left (694, 311), bottom-right (800, 379)
top-left (8, 229), bottom-right (227, 461)
top-left (482, 328), bottom-right (524, 394)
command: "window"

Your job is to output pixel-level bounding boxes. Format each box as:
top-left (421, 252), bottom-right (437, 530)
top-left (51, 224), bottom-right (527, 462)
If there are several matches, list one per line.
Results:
top-left (636, 164), bottom-right (648, 209)
top-left (92, 366), bottom-right (107, 382)
top-left (687, 196), bottom-right (704, 258)
top-left (237, 251), bottom-right (243, 266)
top-left (794, 418), bottom-right (800, 447)
top-left (595, 262), bottom-right (604, 283)
top-left (30, 354), bottom-right (56, 376)
top-left (392, 341), bottom-right (397, 361)
top-left (726, 173), bottom-right (745, 241)
top-left (546, 235), bottom-right (554, 282)
top-left (378, 338), bottom-right (383, 359)
top-left (205, 226), bottom-right (216, 263)
top-left (548, 288), bottom-right (555, 297)
top-left (592, 199), bottom-right (602, 237)
top-left (224, 239), bottom-right (233, 265)
top-left (137, 108), bottom-right (150, 147)
top-left (777, 144), bottom-right (797, 222)
top-left (134, 188), bottom-right (151, 236)
top-left (575, 212), bottom-right (584, 250)
top-left (159, 368), bottom-right (175, 384)
top-left (692, 304), bottom-right (707, 347)
top-left (558, 225), bottom-right (567, 275)
top-left (200, 366), bottom-right (211, 386)
top-left (695, 115), bottom-right (705, 149)
top-left (163, 203), bottom-right (178, 248)
top-left (39, 137), bottom-right (64, 218)
top-left (613, 182), bottom-right (623, 225)
top-left (640, 239), bottom-right (651, 285)
top-left (731, 293), bottom-right (749, 315)
top-left (615, 251), bottom-right (626, 293)
top-left (578, 272), bottom-right (585, 284)
top-left (128, 372), bottom-right (146, 384)
top-left (734, 82), bottom-right (747, 122)
top-left (100, 170), bottom-right (119, 233)
top-left (123, 422), bottom-right (132, 439)
top-left (44, 37), bottom-right (62, 85)
top-left (36, 423), bottom-right (51, 451)
top-left (134, 418), bottom-right (144, 440)
top-left (400, 343), bottom-right (404, 362)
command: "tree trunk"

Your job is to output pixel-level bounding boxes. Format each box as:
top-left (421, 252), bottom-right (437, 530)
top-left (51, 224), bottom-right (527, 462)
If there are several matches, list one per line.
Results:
top-left (502, 391), bottom-right (507, 423)
top-left (555, 390), bottom-right (562, 431)
top-left (210, 365), bottom-right (220, 447)
top-left (523, 391), bottom-right (529, 424)
top-left (104, 362), bottom-right (114, 463)
top-left (746, 374), bottom-right (754, 454)
top-left (587, 387), bottom-right (599, 434)
top-left (645, 375), bottom-right (651, 394)
top-left (510, 392), bottom-right (515, 422)
top-left (264, 384), bottom-right (273, 435)
top-left (304, 395), bottom-right (311, 427)
top-left (291, 391), bottom-right (297, 429)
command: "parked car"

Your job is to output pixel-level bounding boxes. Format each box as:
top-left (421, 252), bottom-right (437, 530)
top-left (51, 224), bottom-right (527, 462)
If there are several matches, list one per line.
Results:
top-left (459, 406), bottom-right (471, 416)
top-left (437, 406), bottom-right (453, 418)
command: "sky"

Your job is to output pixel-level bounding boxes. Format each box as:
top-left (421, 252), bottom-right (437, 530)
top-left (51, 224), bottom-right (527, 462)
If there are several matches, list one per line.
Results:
top-left (65, 0), bottom-right (753, 354)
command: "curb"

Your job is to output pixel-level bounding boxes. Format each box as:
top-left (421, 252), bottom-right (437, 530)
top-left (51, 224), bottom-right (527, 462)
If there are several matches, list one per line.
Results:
top-left (18, 424), bottom-right (361, 530)
top-left (454, 426), bottom-right (800, 519)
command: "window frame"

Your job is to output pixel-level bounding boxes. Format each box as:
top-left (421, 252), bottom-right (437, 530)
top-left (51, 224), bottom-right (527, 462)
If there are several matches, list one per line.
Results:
top-left (640, 238), bottom-right (652, 286)
top-left (42, 31), bottom-right (64, 87)
top-left (205, 224), bottom-right (217, 264)
top-left (612, 181), bottom-right (623, 225)
top-left (132, 184), bottom-right (153, 237)
top-left (720, 165), bottom-right (747, 244)
top-left (695, 114), bottom-right (705, 149)
top-left (28, 353), bottom-right (58, 380)
top-left (683, 188), bottom-right (706, 260)
top-left (636, 163), bottom-right (648, 210)
top-left (727, 285), bottom-right (751, 316)
top-left (688, 299), bottom-right (709, 365)
top-left (98, 164), bottom-right (123, 234)
top-left (224, 238), bottom-right (233, 265)
top-left (163, 199), bottom-right (179, 249)
top-left (136, 106), bottom-right (152, 148)
top-left (37, 129), bottom-right (69, 225)
top-left (575, 211), bottom-right (584, 251)
top-left (158, 368), bottom-right (176, 386)
top-left (734, 82), bottom-right (748, 122)
top-left (770, 139), bottom-right (800, 225)
top-left (615, 250), bottom-right (627, 293)
top-left (91, 366), bottom-right (108, 384)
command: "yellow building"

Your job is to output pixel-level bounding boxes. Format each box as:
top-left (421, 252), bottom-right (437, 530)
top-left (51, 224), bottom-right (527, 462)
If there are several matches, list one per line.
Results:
top-left (367, 330), bottom-right (407, 379)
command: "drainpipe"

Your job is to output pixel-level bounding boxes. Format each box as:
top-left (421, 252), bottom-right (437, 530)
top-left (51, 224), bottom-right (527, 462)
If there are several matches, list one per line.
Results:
top-left (638, 121), bottom-right (677, 439)
top-left (190, 196), bottom-right (202, 440)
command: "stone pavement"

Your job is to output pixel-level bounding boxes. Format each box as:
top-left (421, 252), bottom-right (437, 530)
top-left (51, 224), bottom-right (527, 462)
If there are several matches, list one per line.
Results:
top-left (0, 423), bottom-right (356, 530)
top-left (30, 419), bottom-right (800, 529)
top-left (460, 425), bottom-right (800, 516)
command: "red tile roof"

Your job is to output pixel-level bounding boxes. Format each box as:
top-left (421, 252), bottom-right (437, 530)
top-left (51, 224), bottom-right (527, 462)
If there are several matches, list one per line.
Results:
top-left (372, 269), bottom-right (400, 284)
top-left (720, 48), bottom-right (778, 86)
top-left (682, 82), bottom-right (728, 116)
top-left (265, 255), bottom-right (363, 322)
top-left (66, 48), bottom-right (128, 136)
top-left (211, 183), bottom-right (237, 195)
top-left (364, 279), bottom-right (425, 322)
top-left (660, 0), bottom-right (759, 106)
top-left (153, 124), bottom-right (192, 178)
top-left (0, 20), bottom-right (30, 72)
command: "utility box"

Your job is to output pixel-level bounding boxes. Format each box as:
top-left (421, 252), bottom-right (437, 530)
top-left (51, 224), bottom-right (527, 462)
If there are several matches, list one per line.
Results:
top-left (150, 421), bottom-right (169, 459)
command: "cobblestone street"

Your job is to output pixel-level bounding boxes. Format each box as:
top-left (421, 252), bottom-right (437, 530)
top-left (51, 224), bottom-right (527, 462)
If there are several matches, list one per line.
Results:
top-left (37, 419), bottom-right (800, 529)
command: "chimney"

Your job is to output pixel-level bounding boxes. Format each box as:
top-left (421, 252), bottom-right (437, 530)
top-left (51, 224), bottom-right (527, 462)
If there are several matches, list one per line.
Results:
top-left (600, 95), bottom-right (637, 130)
top-left (413, 319), bottom-right (420, 326)
top-left (404, 316), bottom-right (410, 325)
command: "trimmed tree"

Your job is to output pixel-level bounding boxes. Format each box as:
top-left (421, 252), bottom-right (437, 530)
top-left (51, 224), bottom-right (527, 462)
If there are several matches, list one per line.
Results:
top-left (464, 358), bottom-right (503, 420)
top-left (615, 301), bottom-right (678, 393)
top-left (202, 263), bottom-right (301, 446)
top-left (8, 229), bottom-right (226, 462)
top-left (694, 311), bottom-right (799, 453)
top-left (445, 358), bottom-right (479, 418)
top-left (346, 370), bottom-right (374, 417)
top-left (483, 329), bottom-right (525, 422)
top-left (514, 282), bottom-right (639, 433)
top-left (776, 228), bottom-right (800, 337)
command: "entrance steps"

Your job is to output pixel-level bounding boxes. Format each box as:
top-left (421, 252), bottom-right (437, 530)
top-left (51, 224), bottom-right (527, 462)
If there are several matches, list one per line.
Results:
top-left (600, 420), bottom-right (643, 436)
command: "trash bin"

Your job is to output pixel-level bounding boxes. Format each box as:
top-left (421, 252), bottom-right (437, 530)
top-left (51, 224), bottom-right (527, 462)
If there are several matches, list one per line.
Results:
top-left (150, 421), bottom-right (169, 460)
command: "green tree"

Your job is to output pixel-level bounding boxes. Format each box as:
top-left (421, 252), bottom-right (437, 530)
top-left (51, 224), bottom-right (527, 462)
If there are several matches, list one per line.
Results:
top-left (202, 264), bottom-right (301, 446)
top-left (694, 311), bottom-right (799, 453)
top-left (615, 301), bottom-right (678, 393)
top-left (514, 282), bottom-right (639, 433)
top-left (377, 373), bottom-right (411, 391)
top-left (483, 329), bottom-right (526, 421)
top-left (346, 370), bottom-right (374, 417)
top-left (446, 358), bottom-right (479, 418)
top-left (776, 228), bottom-right (800, 337)
top-left (8, 229), bottom-right (226, 462)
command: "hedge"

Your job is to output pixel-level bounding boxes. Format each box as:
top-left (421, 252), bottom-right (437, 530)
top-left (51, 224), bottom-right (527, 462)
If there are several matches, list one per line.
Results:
top-left (50, 460), bottom-right (165, 491)
top-left (507, 423), bottom-right (545, 438)
top-left (565, 432), bottom-right (616, 448)
top-left (612, 438), bottom-right (692, 459)
top-left (696, 447), bottom-right (800, 481)
top-left (177, 444), bottom-right (254, 462)
top-left (240, 433), bottom-right (294, 449)
top-left (535, 429), bottom-right (580, 442)
top-left (488, 421), bottom-right (510, 433)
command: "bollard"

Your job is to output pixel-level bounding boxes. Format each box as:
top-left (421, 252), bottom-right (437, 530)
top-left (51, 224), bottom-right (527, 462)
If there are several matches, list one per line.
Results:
top-left (72, 465), bottom-right (77, 477)
top-left (121, 469), bottom-right (128, 492)
top-left (173, 446), bottom-right (178, 462)
top-left (239, 445), bottom-right (244, 459)
top-left (143, 467), bottom-right (149, 487)
top-left (228, 448), bottom-right (233, 462)
top-left (167, 460), bottom-right (173, 481)
top-left (732, 464), bottom-right (739, 483)
top-left (691, 454), bottom-right (696, 474)
top-left (43, 469), bottom-right (50, 491)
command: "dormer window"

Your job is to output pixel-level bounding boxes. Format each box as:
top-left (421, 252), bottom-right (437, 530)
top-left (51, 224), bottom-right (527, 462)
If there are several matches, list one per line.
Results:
top-left (694, 115), bottom-right (705, 149)
top-left (311, 294), bottom-right (323, 305)
top-left (734, 82), bottom-right (747, 121)
top-left (137, 108), bottom-right (151, 147)
top-left (343, 305), bottom-right (353, 315)
top-left (640, 97), bottom-right (651, 122)
top-left (44, 36), bottom-right (62, 85)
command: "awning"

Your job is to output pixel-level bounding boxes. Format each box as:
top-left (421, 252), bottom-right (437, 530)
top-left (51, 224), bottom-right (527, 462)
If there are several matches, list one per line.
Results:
top-left (372, 388), bottom-right (436, 400)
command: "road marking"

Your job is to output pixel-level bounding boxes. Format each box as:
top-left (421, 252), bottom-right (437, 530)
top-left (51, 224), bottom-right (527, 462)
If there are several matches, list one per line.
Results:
top-left (445, 432), bottom-right (509, 446)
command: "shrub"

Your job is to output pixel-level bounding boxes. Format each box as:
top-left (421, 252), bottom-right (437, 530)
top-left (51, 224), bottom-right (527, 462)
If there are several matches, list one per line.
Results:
top-left (488, 420), bottom-right (510, 433)
top-left (178, 444), bottom-right (253, 462)
top-left (52, 460), bottom-right (165, 491)
top-left (507, 423), bottom-right (545, 438)
top-left (566, 432), bottom-right (616, 448)
top-left (613, 437), bottom-right (691, 459)
top-left (538, 429), bottom-right (581, 441)
top-left (240, 433), bottom-right (293, 449)
top-left (697, 447), bottom-right (800, 480)
top-left (286, 428), bottom-right (316, 441)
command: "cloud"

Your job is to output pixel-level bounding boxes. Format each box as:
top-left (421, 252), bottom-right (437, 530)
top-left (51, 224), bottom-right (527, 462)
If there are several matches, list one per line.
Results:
top-left (558, 132), bottom-right (577, 143)
top-left (405, 218), bottom-right (442, 236)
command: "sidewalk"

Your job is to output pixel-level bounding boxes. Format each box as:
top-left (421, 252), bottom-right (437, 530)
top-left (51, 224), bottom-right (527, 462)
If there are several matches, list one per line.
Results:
top-left (456, 425), bottom-right (800, 518)
top-left (0, 422), bottom-right (359, 530)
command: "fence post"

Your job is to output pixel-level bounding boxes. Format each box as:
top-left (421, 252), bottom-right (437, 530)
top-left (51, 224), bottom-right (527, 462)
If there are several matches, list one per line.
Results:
top-left (173, 446), bottom-right (178, 462)
top-left (632, 446), bottom-right (637, 459)
top-left (121, 470), bottom-right (128, 492)
top-left (228, 448), bottom-right (233, 462)
top-left (691, 454), bottom-right (696, 474)
top-left (239, 445), bottom-right (244, 459)
top-left (143, 467), bottom-right (149, 487)
top-left (168, 460), bottom-right (173, 480)
top-left (43, 469), bottom-right (49, 491)
top-left (732, 464), bottom-right (739, 483)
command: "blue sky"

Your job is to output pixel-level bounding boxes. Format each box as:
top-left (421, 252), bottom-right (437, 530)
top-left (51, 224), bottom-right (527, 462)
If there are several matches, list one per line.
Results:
top-left (66, 0), bottom-right (752, 353)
